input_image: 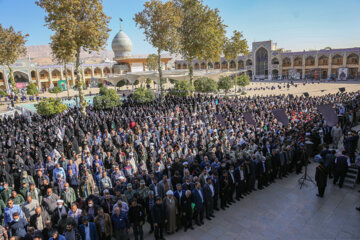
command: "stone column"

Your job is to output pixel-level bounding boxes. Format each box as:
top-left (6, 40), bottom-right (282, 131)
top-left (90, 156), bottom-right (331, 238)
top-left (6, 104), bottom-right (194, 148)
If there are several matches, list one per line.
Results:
top-left (101, 67), bottom-right (104, 77)
top-left (328, 53), bottom-right (332, 78)
top-left (315, 53), bottom-right (319, 68)
top-left (71, 67), bottom-right (75, 86)
top-left (60, 67), bottom-right (64, 80)
top-left (291, 56), bottom-right (294, 68)
top-left (48, 68), bottom-right (53, 87)
top-left (91, 67), bottom-right (95, 77)
top-left (36, 69), bottom-right (41, 89)
top-left (343, 53), bottom-right (347, 67)
top-left (142, 63), bottom-right (146, 72)
top-left (302, 55), bottom-right (306, 79)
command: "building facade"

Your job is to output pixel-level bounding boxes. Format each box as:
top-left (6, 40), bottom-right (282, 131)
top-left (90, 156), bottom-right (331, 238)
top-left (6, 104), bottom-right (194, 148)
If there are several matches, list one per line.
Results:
top-left (175, 40), bottom-right (360, 80)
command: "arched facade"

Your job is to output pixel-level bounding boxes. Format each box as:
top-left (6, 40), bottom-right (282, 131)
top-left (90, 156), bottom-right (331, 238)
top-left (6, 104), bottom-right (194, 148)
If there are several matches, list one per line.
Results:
top-left (294, 57), bottom-right (302, 67)
top-left (282, 58), bottom-right (291, 67)
top-left (318, 56), bottom-right (328, 66)
top-left (238, 60), bottom-right (244, 69)
top-left (272, 58), bottom-right (279, 65)
top-left (305, 56), bottom-right (315, 66)
top-left (332, 54), bottom-right (343, 65)
top-left (246, 59), bottom-right (252, 66)
top-left (255, 47), bottom-right (268, 76)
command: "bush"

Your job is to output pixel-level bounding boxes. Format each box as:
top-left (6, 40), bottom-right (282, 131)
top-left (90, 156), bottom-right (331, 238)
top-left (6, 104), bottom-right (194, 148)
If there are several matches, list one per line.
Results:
top-left (0, 90), bottom-right (7, 96)
top-left (145, 78), bottom-right (152, 85)
top-left (134, 80), bottom-right (140, 86)
top-left (218, 76), bottom-right (234, 94)
top-left (241, 91), bottom-right (247, 95)
top-left (98, 82), bottom-right (104, 88)
top-left (116, 80), bottom-right (126, 89)
top-left (194, 77), bottom-right (218, 93)
top-left (36, 98), bottom-right (67, 116)
top-left (93, 87), bottom-right (121, 110)
top-left (133, 87), bottom-right (156, 103)
top-left (27, 82), bottom-right (38, 96)
top-left (49, 86), bottom-right (63, 96)
top-left (237, 74), bottom-right (250, 87)
top-left (169, 79), bottom-right (177, 84)
top-left (169, 80), bottom-right (194, 97)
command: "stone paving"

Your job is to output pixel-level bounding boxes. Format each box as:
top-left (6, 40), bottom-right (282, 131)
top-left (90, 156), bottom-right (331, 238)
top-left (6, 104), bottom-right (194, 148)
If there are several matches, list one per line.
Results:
top-left (141, 163), bottom-right (360, 240)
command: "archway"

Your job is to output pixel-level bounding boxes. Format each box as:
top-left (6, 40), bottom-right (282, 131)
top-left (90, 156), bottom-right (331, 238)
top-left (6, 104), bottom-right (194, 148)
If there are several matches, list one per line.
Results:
top-left (255, 47), bottom-right (268, 76)
top-left (221, 61), bottom-right (228, 69)
top-left (332, 55), bottom-right (343, 65)
top-left (305, 56), bottom-right (315, 66)
top-left (272, 69), bottom-right (279, 79)
top-left (13, 71), bottom-right (29, 83)
top-left (201, 62), bottom-right (206, 70)
top-left (208, 62), bottom-right (213, 69)
top-left (282, 57), bottom-right (291, 67)
top-left (52, 69), bottom-right (61, 79)
top-left (182, 64), bottom-right (188, 69)
top-left (271, 58), bottom-right (279, 65)
top-left (103, 67), bottom-right (111, 74)
top-left (318, 56), bottom-right (328, 66)
top-left (294, 57), bottom-right (302, 67)
top-left (229, 60), bottom-right (236, 69)
top-left (238, 60), bottom-right (244, 69)
top-left (214, 62), bottom-right (220, 69)
top-left (321, 70), bottom-right (328, 79)
top-left (84, 68), bottom-right (92, 77)
top-left (177, 64), bottom-right (181, 69)
top-left (347, 53), bottom-right (359, 65)
top-left (246, 59), bottom-right (252, 66)
top-left (194, 63), bottom-right (200, 70)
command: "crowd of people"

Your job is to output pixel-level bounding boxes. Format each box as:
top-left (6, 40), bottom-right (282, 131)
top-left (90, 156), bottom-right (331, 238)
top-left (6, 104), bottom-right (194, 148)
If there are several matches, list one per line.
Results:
top-left (0, 91), bottom-right (358, 240)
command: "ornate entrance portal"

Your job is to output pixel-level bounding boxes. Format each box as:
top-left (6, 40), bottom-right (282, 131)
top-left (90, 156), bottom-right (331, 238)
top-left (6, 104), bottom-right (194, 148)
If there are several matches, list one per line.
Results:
top-left (255, 47), bottom-right (268, 78)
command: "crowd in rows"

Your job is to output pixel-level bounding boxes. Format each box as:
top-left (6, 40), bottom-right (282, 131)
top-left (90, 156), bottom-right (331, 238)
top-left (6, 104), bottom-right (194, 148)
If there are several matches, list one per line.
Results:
top-left (0, 91), bottom-right (358, 240)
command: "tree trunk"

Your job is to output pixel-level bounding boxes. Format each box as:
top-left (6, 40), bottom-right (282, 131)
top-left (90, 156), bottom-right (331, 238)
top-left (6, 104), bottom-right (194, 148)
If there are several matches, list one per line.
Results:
top-left (189, 62), bottom-right (194, 86)
top-left (157, 48), bottom-right (163, 100)
top-left (75, 48), bottom-right (86, 114)
top-left (8, 66), bottom-right (18, 102)
top-left (64, 63), bottom-right (70, 99)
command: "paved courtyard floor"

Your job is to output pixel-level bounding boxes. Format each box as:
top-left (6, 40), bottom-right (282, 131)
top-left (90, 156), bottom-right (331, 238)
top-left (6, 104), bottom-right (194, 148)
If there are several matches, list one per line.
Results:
top-left (141, 163), bottom-right (360, 240)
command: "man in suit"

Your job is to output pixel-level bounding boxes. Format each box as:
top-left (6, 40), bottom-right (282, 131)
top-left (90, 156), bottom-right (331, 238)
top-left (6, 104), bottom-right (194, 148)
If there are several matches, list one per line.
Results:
top-left (191, 182), bottom-right (204, 226)
top-left (203, 177), bottom-right (215, 220)
top-left (333, 151), bottom-right (351, 188)
top-left (315, 160), bottom-right (328, 197)
top-left (234, 164), bottom-right (246, 200)
top-left (79, 216), bottom-right (98, 240)
top-left (211, 172), bottom-right (220, 211)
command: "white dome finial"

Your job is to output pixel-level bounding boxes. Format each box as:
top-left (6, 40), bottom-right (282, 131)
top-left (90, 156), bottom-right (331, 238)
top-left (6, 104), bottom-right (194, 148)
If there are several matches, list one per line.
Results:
top-left (119, 17), bottom-right (123, 31)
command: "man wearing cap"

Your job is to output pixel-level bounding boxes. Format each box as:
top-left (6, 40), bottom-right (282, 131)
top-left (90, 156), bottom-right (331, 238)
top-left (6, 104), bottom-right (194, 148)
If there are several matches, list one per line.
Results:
top-left (137, 180), bottom-right (150, 203)
top-left (124, 183), bottom-right (136, 203)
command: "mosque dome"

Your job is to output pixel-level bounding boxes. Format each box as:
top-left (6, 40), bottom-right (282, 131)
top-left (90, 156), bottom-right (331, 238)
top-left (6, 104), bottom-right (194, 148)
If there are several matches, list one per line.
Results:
top-left (112, 27), bottom-right (133, 59)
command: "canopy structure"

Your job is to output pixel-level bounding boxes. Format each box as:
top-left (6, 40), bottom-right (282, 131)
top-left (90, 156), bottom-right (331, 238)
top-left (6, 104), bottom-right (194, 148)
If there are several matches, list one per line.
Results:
top-left (105, 69), bottom-right (245, 85)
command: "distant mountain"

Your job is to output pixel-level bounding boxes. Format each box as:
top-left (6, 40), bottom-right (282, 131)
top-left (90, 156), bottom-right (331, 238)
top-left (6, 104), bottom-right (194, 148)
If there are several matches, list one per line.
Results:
top-left (23, 45), bottom-right (114, 65)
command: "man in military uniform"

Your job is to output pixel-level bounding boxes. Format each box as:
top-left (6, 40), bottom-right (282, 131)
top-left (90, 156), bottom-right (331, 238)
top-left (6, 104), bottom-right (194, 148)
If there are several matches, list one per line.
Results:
top-left (136, 180), bottom-right (150, 205)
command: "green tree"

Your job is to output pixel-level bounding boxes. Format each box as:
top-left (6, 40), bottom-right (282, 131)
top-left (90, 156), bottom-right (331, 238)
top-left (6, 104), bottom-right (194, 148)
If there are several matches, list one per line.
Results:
top-left (194, 77), bottom-right (218, 94)
top-left (26, 82), bottom-right (39, 96)
top-left (93, 87), bottom-right (121, 110)
top-left (116, 79), bottom-right (126, 91)
top-left (146, 54), bottom-right (159, 71)
top-left (0, 90), bottom-right (7, 96)
top-left (176, 0), bottom-right (226, 85)
top-left (134, 79), bottom-right (140, 87)
top-left (217, 76), bottom-right (233, 95)
top-left (97, 82), bottom-right (104, 88)
top-left (49, 86), bottom-right (63, 97)
top-left (133, 87), bottom-right (156, 103)
top-left (50, 30), bottom-right (75, 99)
top-left (135, 0), bottom-right (182, 100)
top-left (237, 74), bottom-right (250, 87)
top-left (170, 80), bottom-right (194, 97)
top-left (36, 97), bottom-right (67, 116)
top-left (0, 24), bottom-right (29, 101)
top-left (36, 0), bottom-right (111, 114)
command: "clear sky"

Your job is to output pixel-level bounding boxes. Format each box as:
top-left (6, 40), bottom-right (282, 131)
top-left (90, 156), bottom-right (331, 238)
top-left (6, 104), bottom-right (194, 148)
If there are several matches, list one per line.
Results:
top-left (0, 0), bottom-right (359, 54)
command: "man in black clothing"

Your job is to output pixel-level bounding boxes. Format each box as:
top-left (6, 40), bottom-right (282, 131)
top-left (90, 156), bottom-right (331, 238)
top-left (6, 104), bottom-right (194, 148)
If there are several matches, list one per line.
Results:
top-left (315, 161), bottom-right (328, 197)
top-left (151, 197), bottom-right (167, 240)
top-left (333, 151), bottom-right (350, 188)
top-left (128, 198), bottom-right (146, 240)
top-left (180, 190), bottom-right (193, 232)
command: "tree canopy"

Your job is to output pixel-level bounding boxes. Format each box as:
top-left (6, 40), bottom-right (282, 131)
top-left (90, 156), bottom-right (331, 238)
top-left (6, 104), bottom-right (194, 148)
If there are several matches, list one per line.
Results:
top-left (218, 76), bottom-right (233, 94)
top-left (146, 54), bottom-right (159, 71)
top-left (0, 24), bottom-right (28, 97)
top-left (26, 82), bottom-right (39, 96)
top-left (223, 30), bottom-right (248, 70)
top-left (237, 74), bottom-right (250, 87)
top-left (134, 0), bottom-right (182, 99)
top-left (132, 87), bottom-right (156, 103)
top-left (36, 98), bottom-right (67, 116)
top-left (176, 0), bottom-right (226, 84)
top-left (93, 87), bottom-right (121, 110)
top-left (49, 86), bottom-right (63, 96)
top-left (36, 0), bottom-right (111, 113)
top-left (116, 80), bottom-right (126, 88)
top-left (194, 77), bottom-right (218, 93)
top-left (170, 80), bottom-right (194, 97)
